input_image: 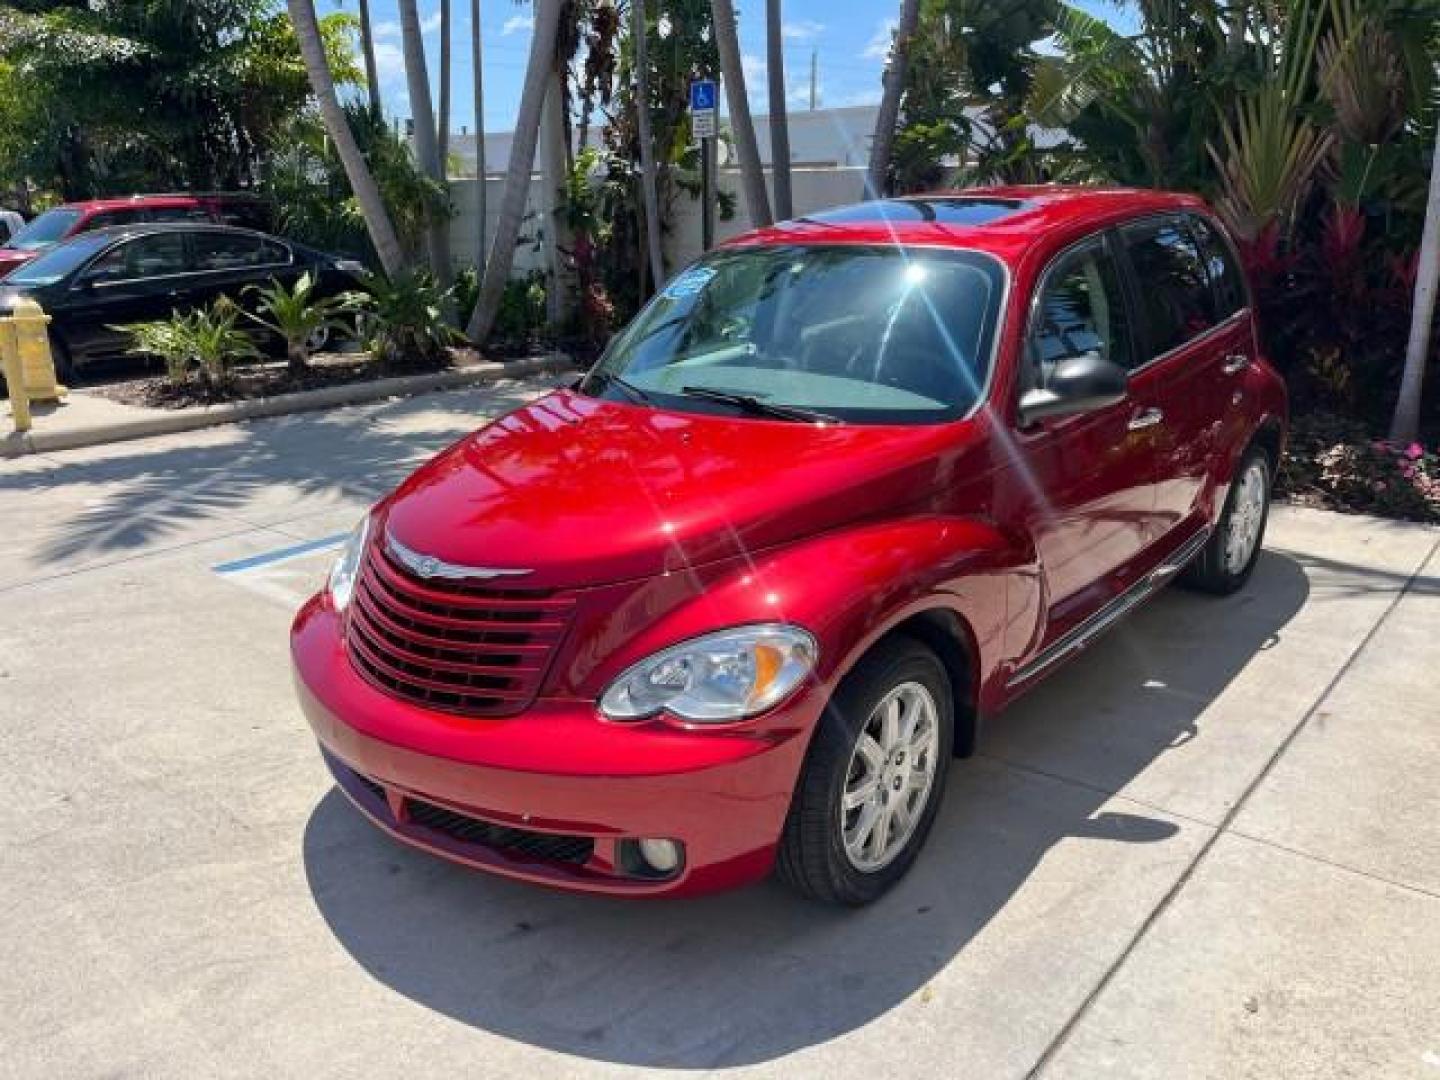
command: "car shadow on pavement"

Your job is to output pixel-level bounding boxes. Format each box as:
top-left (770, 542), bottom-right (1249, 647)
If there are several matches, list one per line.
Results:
top-left (302, 551), bottom-right (1310, 1069)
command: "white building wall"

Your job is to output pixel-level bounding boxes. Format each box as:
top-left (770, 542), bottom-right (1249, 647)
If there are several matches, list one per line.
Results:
top-left (445, 165), bottom-right (868, 280)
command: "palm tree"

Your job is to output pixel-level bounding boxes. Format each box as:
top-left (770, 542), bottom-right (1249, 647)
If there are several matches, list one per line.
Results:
top-left (711, 0), bottom-right (772, 227)
top-left (438, 0), bottom-right (452, 167)
top-left (465, 0), bottom-right (563, 341)
top-left (1390, 112), bottom-right (1440, 443)
top-left (470, 0), bottom-right (488, 272)
top-left (766, 0), bottom-right (792, 219)
top-left (398, 0), bottom-right (453, 282)
top-left (866, 0), bottom-right (921, 199)
top-left (285, 0), bottom-right (406, 277)
top-left (357, 0), bottom-right (382, 116)
top-left (634, 0), bottom-right (664, 287)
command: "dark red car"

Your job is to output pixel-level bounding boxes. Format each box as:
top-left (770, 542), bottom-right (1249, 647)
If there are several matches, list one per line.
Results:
top-left (0, 193), bottom-right (269, 279)
top-left (292, 186), bottom-right (1286, 904)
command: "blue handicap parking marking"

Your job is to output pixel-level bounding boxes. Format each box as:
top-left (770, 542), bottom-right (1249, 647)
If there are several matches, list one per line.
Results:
top-left (213, 533), bottom-right (349, 575)
top-left (690, 80), bottom-right (717, 112)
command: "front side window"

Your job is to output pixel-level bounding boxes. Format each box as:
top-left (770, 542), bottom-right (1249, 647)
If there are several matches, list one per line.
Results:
top-left (1027, 241), bottom-right (1134, 390)
top-left (583, 245), bottom-right (1005, 424)
top-left (1122, 219), bottom-right (1215, 358)
top-left (82, 234), bottom-right (189, 282)
top-left (5, 209), bottom-right (81, 251)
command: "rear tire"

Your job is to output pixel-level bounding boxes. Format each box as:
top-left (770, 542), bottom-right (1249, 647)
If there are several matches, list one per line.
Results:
top-left (777, 636), bottom-right (953, 905)
top-left (1181, 446), bottom-right (1272, 595)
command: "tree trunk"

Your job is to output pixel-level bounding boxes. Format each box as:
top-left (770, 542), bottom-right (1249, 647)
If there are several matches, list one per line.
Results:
top-left (866, 0), bottom-right (921, 200)
top-left (357, 0), bottom-right (382, 116)
top-left (633, 0), bottom-right (665, 288)
top-left (465, 0), bottom-right (563, 342)
top-left (766, 0), bottom-right (792, 220)
top-left (471, 0), bottom-right (488, 273)
top-left (286, 0), bottom-right (406, 277)
top-left (1390, 112), bottom-right (1440, 444)
top-left (711, 0), bottom-right (772, 227)
top-left (438, 0), bottom-right (452, 167)
top-left (398, 0), bottom-right (453, 283)
top-left (539, 71), bottom-right (575, 326)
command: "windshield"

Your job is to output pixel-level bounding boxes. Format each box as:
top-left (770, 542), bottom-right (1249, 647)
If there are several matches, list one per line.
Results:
top-left (583, 245), bottom-right (1005, 424)
top-left (6, 209), bottom-right (82, 251)
top-left (3, 233), bottom-right (112, 286)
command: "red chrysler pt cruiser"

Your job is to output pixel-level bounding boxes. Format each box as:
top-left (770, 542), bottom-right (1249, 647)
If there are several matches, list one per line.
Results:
top-left (292, 187), bottom-right (1286, 905)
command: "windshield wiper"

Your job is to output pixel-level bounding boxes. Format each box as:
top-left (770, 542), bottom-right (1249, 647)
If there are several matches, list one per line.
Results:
top-left (587, 370), bottom-right (654, 405)
top-left (680, 386), bottom-right (840, 424)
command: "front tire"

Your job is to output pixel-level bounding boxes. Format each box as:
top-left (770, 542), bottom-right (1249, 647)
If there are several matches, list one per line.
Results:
top-left (49, 332), bottom-right (76, 384)
top-left (777, 636), bottom-right (953, 905)
top-left (1182, 446), bottom-right (1272, 595)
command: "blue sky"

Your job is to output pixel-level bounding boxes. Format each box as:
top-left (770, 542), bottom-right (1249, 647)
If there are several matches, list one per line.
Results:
top-left (329, 0), bottom-right (1129, 135)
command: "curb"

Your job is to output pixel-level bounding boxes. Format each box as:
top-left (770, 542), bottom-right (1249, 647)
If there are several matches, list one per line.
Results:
top-left (2, 354), bottom-right (572, 459)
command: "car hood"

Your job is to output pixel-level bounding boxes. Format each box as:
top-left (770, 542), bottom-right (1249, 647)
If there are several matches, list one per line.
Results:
top-left (381, 389), bottom-right (972, 590)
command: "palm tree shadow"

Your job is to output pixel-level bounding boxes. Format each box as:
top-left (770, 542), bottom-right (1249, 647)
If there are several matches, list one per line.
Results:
top-left (302, 551), bottom-right (1310, 1068)
top-left (0, 381), bottom-right (547, 565)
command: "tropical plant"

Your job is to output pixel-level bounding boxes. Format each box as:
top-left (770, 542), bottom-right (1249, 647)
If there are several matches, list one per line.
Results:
top-left (188, 300), bottom-right (264, 386)
top-left (286, 0), bottom-right (406, 277)
top-left (466, 0), bottom-right (563, 342)
top-left (118, 318), bottom-right (197, 386)
top-left (766, 0), bottom-right (793, 219)
top-left (1393, 114), bottom-right (1440, 443)
top-left (398, 0), bottom-right (453, 283)
top-left (470, 0), bottom-right (489, 272)
top-left (0, 0), bottom-right (361, 197)
top-left (710, 0), bottom-right (773, 226)
top-left (633, 0), bottom-right (666, 285)
top-left (867, 0), bottom-right (923, 198)
top-left (356, 271), bottom-right (460, 370)
top-left (244, 273), bottom-right (360, 374)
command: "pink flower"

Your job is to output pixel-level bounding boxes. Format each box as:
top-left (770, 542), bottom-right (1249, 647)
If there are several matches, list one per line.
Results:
top-left (1406, 442), bottom-right (1424, 460)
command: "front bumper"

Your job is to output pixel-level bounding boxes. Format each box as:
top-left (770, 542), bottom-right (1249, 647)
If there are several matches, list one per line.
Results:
top-left (292, 596), bottom-right (821, 896)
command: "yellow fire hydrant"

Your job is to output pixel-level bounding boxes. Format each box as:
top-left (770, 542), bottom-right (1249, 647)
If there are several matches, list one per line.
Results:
top-left (0, 296), bottom-right (66, 434)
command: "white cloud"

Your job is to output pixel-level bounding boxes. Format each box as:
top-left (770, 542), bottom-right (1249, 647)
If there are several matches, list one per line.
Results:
top-left (372, 19), bottom-right (399, 38)
top-left (420, 11), bottom-right (443, 34)
top-left (781, 19), bottom-right (824, 40)
top-left (861, 19), bottom-right (897, 61)
top-left (741, 51), bottom-right (766, 86)
top-left (501, 13), bottom-right (534, 35)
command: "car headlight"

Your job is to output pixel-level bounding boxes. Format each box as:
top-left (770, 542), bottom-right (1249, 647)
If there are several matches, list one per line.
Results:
top-left (599, 624), bottom-right (818, 722)
top-left (327, 515), bottom-right (372, 612)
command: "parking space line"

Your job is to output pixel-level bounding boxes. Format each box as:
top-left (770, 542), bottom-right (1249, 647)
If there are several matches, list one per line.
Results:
top-left (211, 533), bottom-right (348, 575)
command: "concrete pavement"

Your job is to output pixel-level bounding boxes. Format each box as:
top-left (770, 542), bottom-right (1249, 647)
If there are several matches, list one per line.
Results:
top-left (0, 381), bottom-right (1436, 1079)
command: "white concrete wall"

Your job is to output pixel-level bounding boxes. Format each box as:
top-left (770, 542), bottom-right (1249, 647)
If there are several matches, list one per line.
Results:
top-left (446, 165), bottom-right (869, 282)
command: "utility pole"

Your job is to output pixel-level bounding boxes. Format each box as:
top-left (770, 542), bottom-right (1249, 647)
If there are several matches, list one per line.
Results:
top-left (810, 49), bottom-right (818, 111)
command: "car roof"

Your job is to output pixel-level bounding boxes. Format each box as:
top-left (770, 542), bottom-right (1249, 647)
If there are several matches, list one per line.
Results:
top-left (727, 185), bottom-right (1212, 267)
top-left (54, 195), bottom-right (214, 214)
top-left (79, 222), bottom-right (286, 243)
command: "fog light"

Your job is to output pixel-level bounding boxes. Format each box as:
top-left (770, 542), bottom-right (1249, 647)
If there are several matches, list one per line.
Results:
top-left (637, 838), bottom-right (682, 875)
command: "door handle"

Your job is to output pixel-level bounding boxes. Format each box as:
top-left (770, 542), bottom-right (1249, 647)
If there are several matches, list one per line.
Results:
top-left (1222, 353), bottom-right (1251, 375)
top-left (1127, 407), bottom-right (1164, 431)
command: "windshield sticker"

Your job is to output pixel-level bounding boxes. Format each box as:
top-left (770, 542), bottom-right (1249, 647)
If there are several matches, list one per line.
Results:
top-left (662, 266), bottom-right (716, 300)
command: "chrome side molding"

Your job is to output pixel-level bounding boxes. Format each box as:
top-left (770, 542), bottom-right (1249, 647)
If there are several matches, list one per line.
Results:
top-left (1006, 527), bottom-right (1211, 689)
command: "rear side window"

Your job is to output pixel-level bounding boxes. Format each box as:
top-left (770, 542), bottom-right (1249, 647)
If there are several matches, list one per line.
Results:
top-left (83, 233), bottom-right (189, 282)
top-left (1188, 214), bottom-right (1246, 319)
top-left (192, 232), bottom-right (290, 271)
top-left (1027, 240), bottom-right (1135, 389)
top-left (1122, 219), bottom-right (1215, 358)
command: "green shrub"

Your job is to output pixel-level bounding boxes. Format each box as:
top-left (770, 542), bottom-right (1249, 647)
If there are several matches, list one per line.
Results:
top-left (116, 299), bottom-right (259, 389)
top-left (354, 271), bottom-right (459, 371)
top-left (244, 273), bottom-right (361, 374)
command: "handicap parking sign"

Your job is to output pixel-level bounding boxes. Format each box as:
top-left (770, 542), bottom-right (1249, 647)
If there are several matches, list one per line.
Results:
top-left (690, 80), bottom-right (717, 112)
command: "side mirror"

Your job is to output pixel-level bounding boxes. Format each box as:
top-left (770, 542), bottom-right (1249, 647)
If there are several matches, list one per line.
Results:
top-left (1018, 351), bottom-right (1128, 427)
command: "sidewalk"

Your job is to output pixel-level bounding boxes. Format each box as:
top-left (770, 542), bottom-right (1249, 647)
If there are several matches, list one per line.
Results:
top-left (1, 352), bottom-right (571, 458)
